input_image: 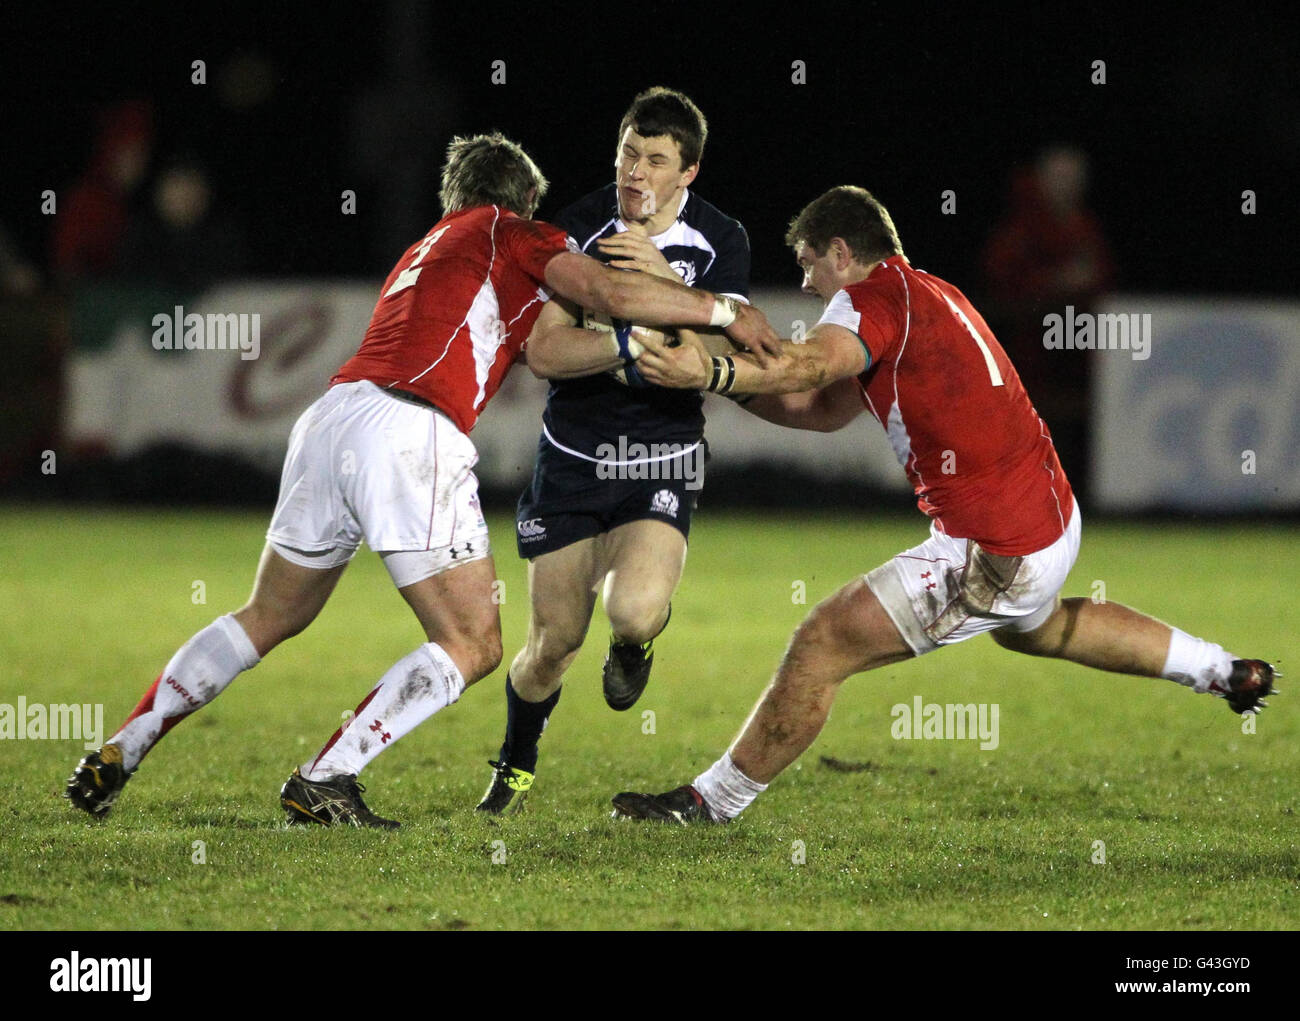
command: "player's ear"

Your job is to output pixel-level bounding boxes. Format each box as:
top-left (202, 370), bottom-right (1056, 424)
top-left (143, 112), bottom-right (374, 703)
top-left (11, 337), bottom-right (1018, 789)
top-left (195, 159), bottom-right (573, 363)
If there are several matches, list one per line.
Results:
top-left (679, 162), bottom-right (700, 188)
top-left (830, 237), bottom-right (852, 270)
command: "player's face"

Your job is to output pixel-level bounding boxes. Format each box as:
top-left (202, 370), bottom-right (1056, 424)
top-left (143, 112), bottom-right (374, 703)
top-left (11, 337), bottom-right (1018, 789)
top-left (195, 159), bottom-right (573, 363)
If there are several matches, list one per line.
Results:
top-left (615, 128), bottom-right (698, 226)
top-left (794, 240), bottom-right (844, 302)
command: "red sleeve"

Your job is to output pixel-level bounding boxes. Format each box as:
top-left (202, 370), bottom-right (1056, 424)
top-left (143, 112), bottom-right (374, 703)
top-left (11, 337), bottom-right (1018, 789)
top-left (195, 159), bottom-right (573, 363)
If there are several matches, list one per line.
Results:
top-left (842, 278), bottom-right (906, 365)
top-left (497, 216), bottom-right (572, 286)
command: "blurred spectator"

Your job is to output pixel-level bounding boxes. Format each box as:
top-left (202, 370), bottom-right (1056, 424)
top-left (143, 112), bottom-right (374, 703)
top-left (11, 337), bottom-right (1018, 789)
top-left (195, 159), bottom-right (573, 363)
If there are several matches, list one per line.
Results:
top-left (347, 2), bottom-right (455, 266)
top-left (51, 99), bottom-right (153, 282)
top-left (0, 225), bottom-right (41, 295)
top-left (120, 157), bottom-right (249, 292)
top-left (982, 145), bottom-right (1114, 499)
top-left (0, 227), bottom-right (60, 490)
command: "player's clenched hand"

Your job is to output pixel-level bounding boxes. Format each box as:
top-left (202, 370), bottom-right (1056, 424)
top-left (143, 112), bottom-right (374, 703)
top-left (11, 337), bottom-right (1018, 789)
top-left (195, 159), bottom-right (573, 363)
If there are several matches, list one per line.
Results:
top-left (627, 325), bottom-right (673, 354)
top-left (633, 329), bottom-right (711, 389)
top-left (596, 227), bottom-right (679, 281)
top-left (724, 303), bottom-right (782, 365)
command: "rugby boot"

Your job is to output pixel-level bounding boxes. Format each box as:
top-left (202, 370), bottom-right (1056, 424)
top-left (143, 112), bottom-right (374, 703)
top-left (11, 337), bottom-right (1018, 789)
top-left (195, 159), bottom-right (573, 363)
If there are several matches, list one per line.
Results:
top-left (65, 744), bottom-right (132, 819)
top-left (1209, 659), bottom-right (1279, 715)
top-left (475, 759), bottom-right (534, 815)
top-left (602, 605), bottom-right (670, 711)
top-left (280, 767), bottom-right (400, 829)
top-left (610, 783), bottom-right (716, 824)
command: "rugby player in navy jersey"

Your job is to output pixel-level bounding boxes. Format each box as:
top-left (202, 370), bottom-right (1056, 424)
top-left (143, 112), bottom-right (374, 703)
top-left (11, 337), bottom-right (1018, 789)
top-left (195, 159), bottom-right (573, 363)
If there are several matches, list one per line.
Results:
top-left (63, 133), bottom-right (778, 828)
top-left (478, 88), bottom-right (752, 813)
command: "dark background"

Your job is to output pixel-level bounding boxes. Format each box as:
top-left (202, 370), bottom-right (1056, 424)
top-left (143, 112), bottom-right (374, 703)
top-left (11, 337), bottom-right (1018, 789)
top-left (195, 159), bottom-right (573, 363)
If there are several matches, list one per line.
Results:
top-left (3, 2), bottom-right (1295, 293)
top-left (1, 2), bottom-right (1295, 511)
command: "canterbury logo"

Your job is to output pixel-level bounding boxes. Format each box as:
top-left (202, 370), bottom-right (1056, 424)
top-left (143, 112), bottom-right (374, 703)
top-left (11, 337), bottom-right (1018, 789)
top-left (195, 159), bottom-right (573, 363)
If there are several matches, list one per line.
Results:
top-left (517, 518), bottom-right (546, 538)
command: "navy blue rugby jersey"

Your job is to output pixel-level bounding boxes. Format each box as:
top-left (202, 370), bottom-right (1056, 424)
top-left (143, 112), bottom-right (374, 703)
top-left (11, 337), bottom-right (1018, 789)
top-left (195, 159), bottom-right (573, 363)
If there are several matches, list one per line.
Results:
top-left (542, 183), bottom-right (750, 455)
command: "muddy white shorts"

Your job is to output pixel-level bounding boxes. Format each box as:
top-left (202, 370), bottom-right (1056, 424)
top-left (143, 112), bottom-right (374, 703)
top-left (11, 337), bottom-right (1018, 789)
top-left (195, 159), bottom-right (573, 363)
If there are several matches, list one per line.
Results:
top-left (266, 381), bottom-right (490, 580)
top-left (866, 503), bottom-right (1081, 655)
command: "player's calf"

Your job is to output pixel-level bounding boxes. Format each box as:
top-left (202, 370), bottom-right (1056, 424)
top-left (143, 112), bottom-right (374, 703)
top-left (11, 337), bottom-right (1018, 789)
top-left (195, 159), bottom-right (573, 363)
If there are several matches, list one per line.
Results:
top-left (994, 601), bottom-right (1279, 715)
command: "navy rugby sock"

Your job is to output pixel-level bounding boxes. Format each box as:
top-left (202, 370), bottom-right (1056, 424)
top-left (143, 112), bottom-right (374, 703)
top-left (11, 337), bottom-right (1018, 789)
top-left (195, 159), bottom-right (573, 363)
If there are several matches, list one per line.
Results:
top-left (498, 673), bottom-right (560, 774)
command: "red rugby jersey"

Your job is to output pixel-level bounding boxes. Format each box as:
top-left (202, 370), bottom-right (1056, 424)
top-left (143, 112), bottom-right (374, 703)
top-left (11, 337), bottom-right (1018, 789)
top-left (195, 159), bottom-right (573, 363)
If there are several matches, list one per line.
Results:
top-left (332, 205), bottom-right (571, 434)
top-left (820, 255), bottom-right (1075, 555)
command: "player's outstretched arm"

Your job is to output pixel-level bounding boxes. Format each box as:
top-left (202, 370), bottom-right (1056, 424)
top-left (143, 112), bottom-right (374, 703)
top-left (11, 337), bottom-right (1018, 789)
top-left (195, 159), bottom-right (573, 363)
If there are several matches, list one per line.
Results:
top-left (522, 297), bottom-right (626, 379)
top-left (733, 376), bottom-right (868, 432)
top-left (635, 322), bottom-right (867, 396)
top-left (542, 252), bottom-right (781, 363)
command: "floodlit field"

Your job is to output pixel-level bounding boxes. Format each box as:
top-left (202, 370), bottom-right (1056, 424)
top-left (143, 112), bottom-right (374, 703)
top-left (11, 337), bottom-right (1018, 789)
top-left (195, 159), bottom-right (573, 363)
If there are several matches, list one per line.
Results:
top-left (1, 506), bottom-right (1295, 930)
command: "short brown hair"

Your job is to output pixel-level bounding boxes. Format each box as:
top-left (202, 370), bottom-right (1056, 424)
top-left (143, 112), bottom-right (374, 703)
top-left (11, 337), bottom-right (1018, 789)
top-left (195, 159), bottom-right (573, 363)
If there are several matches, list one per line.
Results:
top-left (784, 186), bottom-right (903, 264)
top-left (617, 87), bottom-right (708, 170)
top-left (439, 133), bottom-right (549, 217)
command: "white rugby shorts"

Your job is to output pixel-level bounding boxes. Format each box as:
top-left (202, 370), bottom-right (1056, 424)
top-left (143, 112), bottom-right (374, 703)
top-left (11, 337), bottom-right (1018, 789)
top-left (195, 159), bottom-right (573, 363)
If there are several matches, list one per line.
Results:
top-left (266, 381), bottom-right (490, 578)
top-left (866, 503), bottom-right (1082, 655)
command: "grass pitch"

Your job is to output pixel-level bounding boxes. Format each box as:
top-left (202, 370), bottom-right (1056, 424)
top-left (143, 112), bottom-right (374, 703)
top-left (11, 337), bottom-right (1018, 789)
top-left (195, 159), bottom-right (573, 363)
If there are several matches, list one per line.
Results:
top-left (1, 505), bottom-right (1296, 930)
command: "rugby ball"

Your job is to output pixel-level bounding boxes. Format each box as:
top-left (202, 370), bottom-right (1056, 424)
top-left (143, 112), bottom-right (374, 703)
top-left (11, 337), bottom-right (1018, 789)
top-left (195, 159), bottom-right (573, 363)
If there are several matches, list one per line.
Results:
top-left (581, 309), bottom-right (646, 387)
top-left (582, 309), bottom-right (737, 388)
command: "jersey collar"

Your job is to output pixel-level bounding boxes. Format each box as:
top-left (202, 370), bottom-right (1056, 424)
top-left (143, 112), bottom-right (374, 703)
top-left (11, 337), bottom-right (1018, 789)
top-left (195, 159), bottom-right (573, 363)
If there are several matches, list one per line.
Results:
top-left (614, 187), bottom-right (690, 239)
top-left (870, 254), bottom-right (910, 276)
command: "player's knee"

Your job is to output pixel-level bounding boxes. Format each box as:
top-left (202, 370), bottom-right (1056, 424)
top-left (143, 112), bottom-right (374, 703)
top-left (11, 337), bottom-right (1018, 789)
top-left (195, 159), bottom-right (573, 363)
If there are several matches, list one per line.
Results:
top-left (446, 633), bottom-right (501, 686)
top-left (233, 603), bottom-right (301, 656)
top-left (528, 625), bottom-right (585, 673)
top-left (994, 598), bottom-right (1071, 656)
top-left (809, 588), bottom-right (859, 641)
top-left (991, 626), bottom-right (1028, 651)
top-left (993, 619), bottom-right (1053, 656)
top-left (605, 593), bottom-right (669, 645)
top-left (479, 630), bottom-right (504, 679)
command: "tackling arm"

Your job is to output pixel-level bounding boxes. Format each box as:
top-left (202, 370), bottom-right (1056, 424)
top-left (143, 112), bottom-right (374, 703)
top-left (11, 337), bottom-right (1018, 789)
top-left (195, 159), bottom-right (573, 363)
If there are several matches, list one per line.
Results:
top-left (636, 322), bottom-right (869, 396)
top-left (542, 251), bottom-right (781, 361)
top-left (522, 297), bottom-right (625, 379)
top-left (734, 376), bottom-right (868, 432)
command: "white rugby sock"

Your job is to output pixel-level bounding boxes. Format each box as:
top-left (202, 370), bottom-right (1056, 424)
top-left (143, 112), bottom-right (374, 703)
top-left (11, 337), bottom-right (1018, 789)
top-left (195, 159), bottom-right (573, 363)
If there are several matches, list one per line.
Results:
top-left (304, 641), bottom-right (466, 779)
top-left (110, 614), bottom-right (261, 771)
top-left (1161, 627), bottom-right (1235, 693)
top-left (693, 752), bottom-right (768, 821)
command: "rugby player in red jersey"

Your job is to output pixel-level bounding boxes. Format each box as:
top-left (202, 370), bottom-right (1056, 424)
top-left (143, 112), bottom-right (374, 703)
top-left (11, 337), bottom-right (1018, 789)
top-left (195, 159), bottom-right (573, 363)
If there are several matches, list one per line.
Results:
top-left (63, 133), bottom-right (780, 828)
top-left (611, 185), bottom-right (1277, 824)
